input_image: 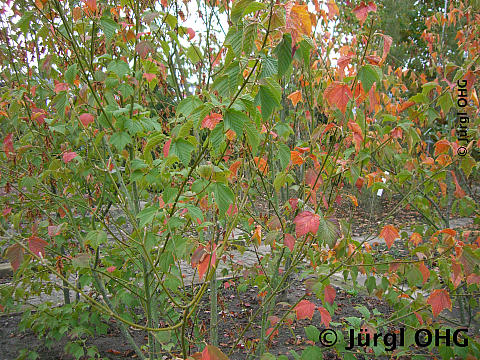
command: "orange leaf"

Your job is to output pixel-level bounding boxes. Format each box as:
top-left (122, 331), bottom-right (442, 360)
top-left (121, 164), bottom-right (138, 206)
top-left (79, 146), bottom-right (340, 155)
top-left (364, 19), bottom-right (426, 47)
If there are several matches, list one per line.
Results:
top-left (143, 73), bottom-right (156, 82)
top-left (5, 244), bottom-right (24, 272)
top-left (252, 225), bottom-right (262, 246)
top-left (346, 194), bottom-right (358, 207)
top-left (84, 0), bottom-right (97, 13)
top-left (285, 4), bottom-right (312, 45)
top-left (290, 150), bottom-right (304, 165)
top-left (294, 299), bottom-right (316, 320)
top-left (54, 82), bottom-right (69, 93)
top-left (451, 171), bottom-right (466, 198)
top-left (427, 289), bottom-right (452, 318)
top-left (201, 345), bottom-right (229, 360)
top-left (254, 157), bottom-right (268, 174)
top-left (28, 236), bottom-right (48, 257)
top-left (353, 1), bottom-right (377, 27)
top-left (379, 224), bottom-right (399, 250)
top-left (284, 233), bottom-right (295, 252)
top-left (379, 34), bottom-right (393, 65)
top-left (201, 112), bottom-right (223, 130)
top-left (293, 211), bottom-right (320, 237)
top-left (225, 129), bottom-right (236, 141)
top-left (324, 82), bottom-right (353, 114)
top-left (409, 232), bottom-right (422, 246)
top-left (434, 139), bottom-right (451, 156)
top-left (318, 306), bottom-right (331, 328)
top-left (326, 0), bottom-right (339, 19)
top-left (229, 160), bottom-right (241, 179)
top-left (418, 261), bottom-right (430, 284)
top-left (287, 90), bottom-right (302, 106)
top-left (397, 100), bottom-right (415, 113)
top-left (324, 285), bottom-right (336, 305)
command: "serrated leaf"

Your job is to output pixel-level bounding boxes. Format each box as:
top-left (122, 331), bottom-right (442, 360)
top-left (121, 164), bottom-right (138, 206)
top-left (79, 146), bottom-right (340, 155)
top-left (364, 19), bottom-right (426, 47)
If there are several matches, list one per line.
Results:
top-left (6, 244), bottom-right (24, 271)
top-left (100, 16), bottom-right (119, 42)
top-left (171, 138), bottom-right (195, 166)
top-left (212, 183), bottom-right (234, 216)
top-left (85, 230), bottom-right (107, 248)
top-left (224, 109), bottom-right (247, 137)
top-left (110, 131), bottom-right (132, 151)
top-left (277, 143), bottom-right (290, 170)
top-left (64, 64), bottom-right (78, 85)
top-left (136, 205), bottom-right (158, 228)
top-left (259, 84), bottom-right (280, 121)
top-left (244, 121), bottom-right (260, 155)
top-left (275, 34), bottom-right (292, 78)
top-left (358, 65), bottom-right (382, 92)
top-left (177, 96), bottom-right (203, 117)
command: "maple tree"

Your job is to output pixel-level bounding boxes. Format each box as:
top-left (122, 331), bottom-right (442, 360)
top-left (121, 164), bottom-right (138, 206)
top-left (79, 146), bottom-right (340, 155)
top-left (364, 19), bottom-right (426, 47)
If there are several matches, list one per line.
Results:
top-left (0, 0), bottom-right (479, 359)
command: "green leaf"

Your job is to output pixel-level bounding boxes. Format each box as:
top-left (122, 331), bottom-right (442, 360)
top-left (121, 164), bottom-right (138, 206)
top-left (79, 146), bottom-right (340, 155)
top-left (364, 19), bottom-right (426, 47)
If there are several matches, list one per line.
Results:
top-left (64, 64), bottom-right (78, 85)
top-left (186, 45), bottom-right (202, 63)
top-left (17, 12), bottom-right (34, 34)
top-left (177, 96), bottom-right (202, 117)
top-left (100, 16), bottom-right (119, 42)
top-left (107, 60), bottom-right (130, 78)
top-left (277, 143), bottom-right (290, 170)
top-left (136, 206), bottom-right (158, 228)
top-left (212, 183), bottom-right (234, 216)
top-left (437, 93), bottom-right (454, 114)
top-left (109, 132), bottom-right (132, 151)
top-left (260, 55), bottom-right (278, 79)
top-left (243, 23), bottom-right (257, 55)
top-left (171, 138), bottom-right (195, 166)
top-left (275, 34), bottom-right (292, 78)
top-left (304, 325), bottom-right (320, 342)
top-left (460, 155), bottom-right (476, 178)
top-left (259, 84), bottom-right (280, 121)
top-left (224, 109), bottom-right (247, 137)
top-left (243, 2), bottom-right (266, 16)
top-left (318, 216), bottom-right (340, 249)
top-left (231, 0), bottom-right (251, 23)
top-left (358, 65), bottom-right (382, 92)
top-left (54, 92), bottom-right (68, 119)
top-left (210, 123), bottom-right (225, 152)
top-left (273, 172), bottom-right (287, 192)
top-left (301, 346), bottom-right (323, 360)
top-left (84, 230), bottom-right (107, 248)
top-left (365, 276), bottom-right (376, 294)
top-left (245, 121), bottom-right (260, 155)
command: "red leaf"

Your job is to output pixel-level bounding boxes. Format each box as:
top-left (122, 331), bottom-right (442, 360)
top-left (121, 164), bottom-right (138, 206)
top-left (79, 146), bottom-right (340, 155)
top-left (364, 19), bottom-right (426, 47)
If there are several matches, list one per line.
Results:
top-left (186, 28), bottom-right (195, 40)
top-left (379, 224), bottom-right (399, 250)
top-left (63, 151), bottom-right (78, 164)
top-left (294, 211), bottom-right (320, 238)
top-left (143, 73), bottom-right (157, 82)
top-left (324, 285), bottom-right (336, 305)
top-left (324, 82), bottom-right (353, 114)
top-left (163, 139), bottom-right (171, 157)
top-left (79, 113), bottom-right (94, 127)
top-left (197, 246), bottom-right (216, 280)
top-left (427, 289), bottom-right (452, 318)
top-left (380, 34), bottom-right (393, 65)
top-left (355, 177), bottom-right (364, 191)
top-left (107, 266), bottom-right (116, 273)
top-left (5, 244), bottom-right (24, 272)
top-left (418, 261), bottom-right (430, 285)
top-left (318, 306), bottom-right (331, 328)
top-left (135, 41), bottom-right (154, 59)
top-left (266, 327), bottom-right (279, 339)
top-left (434, 139), bottom-right (451, 156)
top-left (284, 233), bottom-right (295, 252)
top-left (295, 299), bottom-right (316, 320)
top-left (201, 345), bottom-right (229, 360)
top-left (414, 311), bottom-right (424, 325)
top-left (353, 1), bottom-right (377, 26)
top-left (54, 82), bottom-right (69, 93)
top-left (3, 133), bottom-right (14, 158)
top-left (201, 112), bottom-right (222, 130)
top-left (290, 150), bottom-right (304, 165)
top-left (28, 236), bottom-right (48, 257)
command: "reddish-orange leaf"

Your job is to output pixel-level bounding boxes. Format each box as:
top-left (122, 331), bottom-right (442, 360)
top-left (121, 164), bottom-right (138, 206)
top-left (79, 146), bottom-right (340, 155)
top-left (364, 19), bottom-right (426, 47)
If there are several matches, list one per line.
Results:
top-left (427, 289), bottom-right (452, 318)
top-left (191, 246), bottom-right (206, 268)
top-left (198, 254), bottom-right (212, 280)
top-left (253, 157), bottom-right (268, 174)
top-left (85, 0), bottom-right (97, 12)
top-left (28, 236), bottom-right (48, 257)
top-left (135, 41), bottom-right (153, 59)
top-left (346, 194), bottom-right (358, 207)
top-left (467, 274), bottom-right (480, 285)
top-left (355, 177), bottom-right (364, 191)
top-left (379, 224), bottom-right (399, 250)
top-left (353, 1), bottom-right (377, 26)
top-left (347, 121), bottom-right (363, 151)
top-left (451, 171), bottom-right (466, 198)
top-left (418, 261), bottom-right (430, 285)
top-left (287, 90), bottom-right (302, 106)
top-left (285, 4), bottom-right (312, 45)
top-left (202, 345), bottom-right (229, 360)
top-left (225, 129), bottom-right (236, 141)
top-left (284, 233), bottom-right (295, 252)
top-left (379, 34), bottom-right (393, 65)
top-left (324, 285), bottom-right (336, 305)
top-left (201, 112), bottom-right (222, 131)
top-left (290, 150), bottom-right (304, 165)
top-left (5, 244), bottom-right (24, 272)
top-left (79, 113), bottom-right (94, 127)
top-left (318, 306), bottom-right (331, 328)
top-left (324, 82), bottom-right (353, 114)
top-left (163, 139), bottom-right (171, 158)
top-left (54, 82), bottom-right (69, 93)
top-left (186, 28), bottom-right (195, 40)
top-left (409, 232), bottom-right (422, 246)
top-left (293, 211), bottom-right (320, 238)
top-left (107, 266), bottom-right (116, 273)
top-left (3, 133), bottom-right (14, 158)
top-left (294, 299), bottom-right (316, 320)
top-left (432, 228), bottom-right (456, 238)
top-left (143, 73), bottom-right (156, 82)
top-left (63, 151), bottom-right (77, 164)
top-left (326, 0), bottom-right (339, 19)
top-left (414, 311), bottom-right (424, 325)
top-left (229, 160), bottom-right (241, 179)
top-left (391, 127), bottom-right (402, 139)
top-left (434, 139), bottom-right (451, 156)
top-left (397, 100), bottom-right (415, 113)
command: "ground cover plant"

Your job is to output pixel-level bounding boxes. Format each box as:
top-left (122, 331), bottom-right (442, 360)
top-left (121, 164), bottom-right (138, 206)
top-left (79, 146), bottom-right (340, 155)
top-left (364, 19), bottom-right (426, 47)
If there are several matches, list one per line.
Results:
top-left (0, 0), bottom-right (479, 359)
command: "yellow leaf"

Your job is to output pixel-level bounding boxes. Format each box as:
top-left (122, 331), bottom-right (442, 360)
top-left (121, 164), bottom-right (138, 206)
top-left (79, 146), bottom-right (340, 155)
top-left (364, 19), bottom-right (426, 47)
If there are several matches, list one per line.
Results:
top-left (252, 225), bottom-right (262, 246)
top-left (285, 3), bottom-right (312, 45)
top-left (287, 90), bottom-right (302, 106)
